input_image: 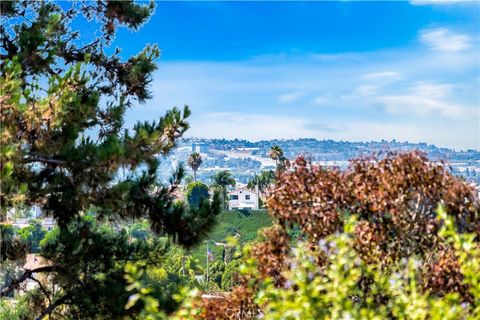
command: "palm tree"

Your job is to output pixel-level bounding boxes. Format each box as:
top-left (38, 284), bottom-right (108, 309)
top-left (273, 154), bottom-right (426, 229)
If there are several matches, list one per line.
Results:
top-left (247, 174), bottom-right (260, 191)
top-left (187, 152), bottom-right (202, 182)
top-left (247, 170), bottom-right (275, 206)
top-left (268, 145), bottom-right (283, 166)
top-left (269, 145), bottom-right (288, 171)
top-left (259, 170), bottom-right (275, 190)
top-left (248, 172), bottom-right (274, 193)
top-left (211, 170), bottom-right (236, 209)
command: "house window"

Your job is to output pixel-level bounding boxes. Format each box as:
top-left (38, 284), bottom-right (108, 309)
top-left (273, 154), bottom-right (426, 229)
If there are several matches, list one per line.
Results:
top-left (230, 195), bottom-right (238, 200)
top-left (245, 195), bottom-right (250, 200)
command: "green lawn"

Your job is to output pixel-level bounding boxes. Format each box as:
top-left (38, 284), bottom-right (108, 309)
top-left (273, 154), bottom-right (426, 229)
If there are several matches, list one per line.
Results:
top-left (189, 210), bottom-right (272, 267)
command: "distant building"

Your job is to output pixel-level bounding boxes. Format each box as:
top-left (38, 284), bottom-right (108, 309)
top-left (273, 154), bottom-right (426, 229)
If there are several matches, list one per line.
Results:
top-left (10, 217), bottom-right (56, 231)
top-left (6, 205), bottom-right (42, 220)
top-left (42, 217), bottom-right (56, 231)
top-left (228, 187), bottom-right (258, 210)
top-left (192, 142), bottom-right (209, 154)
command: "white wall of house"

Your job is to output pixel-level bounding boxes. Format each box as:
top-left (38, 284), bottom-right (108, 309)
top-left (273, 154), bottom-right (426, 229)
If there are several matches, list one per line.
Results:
top-left (10, 217), bottom-right (56, 231)
top-left (228, 187), bottom-right (258, 210)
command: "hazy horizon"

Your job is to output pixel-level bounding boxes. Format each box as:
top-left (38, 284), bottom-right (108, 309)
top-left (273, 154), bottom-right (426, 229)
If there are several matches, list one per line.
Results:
top-left (181, 136), bottom-right (479, 152)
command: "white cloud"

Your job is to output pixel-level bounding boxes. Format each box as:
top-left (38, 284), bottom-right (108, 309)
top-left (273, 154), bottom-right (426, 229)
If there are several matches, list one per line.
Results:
top-left (411, 83), bottom-right (453, 98)
top-left (378, 95), bottom-right (465, 117)
top-left (186, 113), bottom-right (479, 150)
top-left (377, 82), bottom-right (474, 117)
top-left (354, 85), bottom-right (378, 97)
top-left (333, 120), bottom-right (478, 150)
top-left (187, 112), bottom-right (320, 140)
top-left (410, 0), bottom-right (470, 5)
top-left (350, 71), bottom-right (401, 98)
top-left (420, 28), bottom-right (472, 52)
top-left (278, 91), bottom-right (304, 104)
top-left (363, 71), bottom-right (400, 80)
top-left (313, 96), bottom-right (328, 105)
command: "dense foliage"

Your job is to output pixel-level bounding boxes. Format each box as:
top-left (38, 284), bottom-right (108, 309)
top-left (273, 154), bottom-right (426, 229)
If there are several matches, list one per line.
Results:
top-left (0, 1), bottom-right (220, 318)
top-left (16, 220), bottom-right (45, 254)
top-left (186, 182), bottom-right (210, 209)
top-left (249, 206), bottom-right (480, 320)
top-left (172, 152), bottom-right (480, 319)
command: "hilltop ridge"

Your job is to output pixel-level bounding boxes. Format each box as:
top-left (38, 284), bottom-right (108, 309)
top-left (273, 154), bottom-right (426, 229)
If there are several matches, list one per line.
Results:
top-left (155, 138), bottom-right (480, 184)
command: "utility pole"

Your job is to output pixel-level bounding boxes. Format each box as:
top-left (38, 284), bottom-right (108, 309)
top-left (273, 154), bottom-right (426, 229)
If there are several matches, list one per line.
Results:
top-left (182, 255), bottom-right (185, 277)
top-left (206, 241), bottom-right (209, 283)
top-left (255, 183), bottom-right (260, 210)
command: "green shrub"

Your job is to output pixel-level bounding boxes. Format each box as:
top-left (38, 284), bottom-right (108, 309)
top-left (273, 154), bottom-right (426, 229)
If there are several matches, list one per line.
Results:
top-left (0, 297), bottom-right (28, 320)
top-left (249, 205), bottom-right (480, 319)
top-left (167, 205), bottom-right (479, 320)
top-left (186, 182), bottom-right (210, 208)
top-left (221, 258), bottom-right (243, 290)
top-left (16, 220), bottom-right (46, 253)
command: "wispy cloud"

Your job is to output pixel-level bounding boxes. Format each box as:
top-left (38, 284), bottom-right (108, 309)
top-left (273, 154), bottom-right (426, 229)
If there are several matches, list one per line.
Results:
top-left (410, 0), bottom-right (471, 5)
top-left (412, 83), bottom-right (453, 98)
top-left (278, 91), bottom-right (305, 104)
top-left (378, 95), bottom-right (465, 117)
top-left (313, 95), bottom-right (328, 105)
top-left (362, 71), bottom-right (401, 80)
top-left (353, 85), bottom-right (378, 97)
top-left (376, 81), bottom-right (471, 117)
top-left (420, 28), bottom-right (472, 52)
top-left (188, 112), bottom-right (321, 140)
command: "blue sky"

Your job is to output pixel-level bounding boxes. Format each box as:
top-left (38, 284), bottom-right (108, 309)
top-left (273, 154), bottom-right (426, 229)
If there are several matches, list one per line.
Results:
top-left (110, 1), bottom-right (479, 150)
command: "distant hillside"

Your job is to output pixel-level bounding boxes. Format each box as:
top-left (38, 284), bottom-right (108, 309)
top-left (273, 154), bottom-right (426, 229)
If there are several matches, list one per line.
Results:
top-left (172, 138), bottom-right (480, 184)
top-left (182, 137), bottom-right (479, 161)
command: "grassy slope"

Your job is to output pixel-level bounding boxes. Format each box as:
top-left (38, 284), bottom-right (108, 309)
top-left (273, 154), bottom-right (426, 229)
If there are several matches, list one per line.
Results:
top-left (189, 210), bottom-right (272, 267)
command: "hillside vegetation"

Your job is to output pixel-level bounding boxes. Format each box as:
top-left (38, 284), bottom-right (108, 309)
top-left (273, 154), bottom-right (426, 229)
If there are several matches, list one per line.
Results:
top-left (189, 210), bottom-right (272, 266)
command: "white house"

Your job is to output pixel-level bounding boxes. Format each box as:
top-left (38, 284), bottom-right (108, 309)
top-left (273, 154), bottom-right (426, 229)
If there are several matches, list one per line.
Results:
top-left (228, 187), bottom-right (258, 210)
top-left (9, 217), bottom-right (56, 231)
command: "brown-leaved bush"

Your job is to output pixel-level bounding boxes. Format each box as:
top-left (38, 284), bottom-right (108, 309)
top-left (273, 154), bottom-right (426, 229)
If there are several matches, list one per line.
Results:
top-left (196, 151), bottom-right (479, 318)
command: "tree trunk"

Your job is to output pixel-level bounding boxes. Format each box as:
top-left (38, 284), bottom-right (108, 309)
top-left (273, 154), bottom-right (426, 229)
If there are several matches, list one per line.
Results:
top-left (222, 188), bottom-right (227, 210)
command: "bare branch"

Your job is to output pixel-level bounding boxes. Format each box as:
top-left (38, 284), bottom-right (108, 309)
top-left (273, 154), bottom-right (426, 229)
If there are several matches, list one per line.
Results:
top-left (22, 157), bottom-right (65, 165)
top-left (35, 294), bottom-right (70, 320)
top-left (29, 276), bottom-right (51, 305)
top-left (0, 265), bottom-right (63, 298)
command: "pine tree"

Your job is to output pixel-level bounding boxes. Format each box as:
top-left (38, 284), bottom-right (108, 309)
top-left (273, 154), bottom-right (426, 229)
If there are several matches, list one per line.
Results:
top-left (0, 1), bottom-right (220, 318)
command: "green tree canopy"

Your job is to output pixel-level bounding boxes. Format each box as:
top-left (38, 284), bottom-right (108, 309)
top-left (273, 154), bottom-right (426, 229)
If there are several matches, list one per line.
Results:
top-left (186, 182), bottom-right (210, 209)
top-left (16, 220), bottom-right (46, 253)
